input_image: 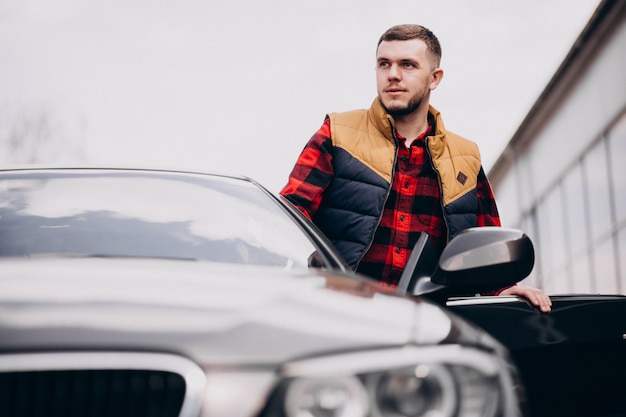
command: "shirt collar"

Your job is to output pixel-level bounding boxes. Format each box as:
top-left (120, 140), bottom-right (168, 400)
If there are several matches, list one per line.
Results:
top-left (395, 117), bottom-right (435, 146)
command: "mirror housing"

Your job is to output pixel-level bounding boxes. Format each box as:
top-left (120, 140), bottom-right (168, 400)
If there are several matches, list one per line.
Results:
top-left (433, 227), bottom-right (534, 290)
top-left (398, 227), bottom-right (535, 299)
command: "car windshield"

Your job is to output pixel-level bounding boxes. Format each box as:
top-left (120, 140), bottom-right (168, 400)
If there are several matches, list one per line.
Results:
top-left (0, 170), bottom-right (319, 269)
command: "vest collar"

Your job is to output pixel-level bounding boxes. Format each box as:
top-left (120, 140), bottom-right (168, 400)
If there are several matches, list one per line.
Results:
top-left (368, 98), bottom-right (447, 143)
top-left (367, 98), bottom-right (395, 143)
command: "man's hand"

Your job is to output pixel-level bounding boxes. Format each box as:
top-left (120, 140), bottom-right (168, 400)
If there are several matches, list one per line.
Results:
top-left (499, 285), bottom-right (552, 313)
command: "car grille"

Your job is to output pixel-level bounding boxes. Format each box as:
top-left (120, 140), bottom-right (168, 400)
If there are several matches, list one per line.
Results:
top-left (0, 352), bottom-right (206, 417)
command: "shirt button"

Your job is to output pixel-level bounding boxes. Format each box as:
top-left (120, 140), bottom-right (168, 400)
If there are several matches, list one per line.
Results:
top-left (404, 182), bottom-right (409, 188)
top-left (400, 215), bottom-right (405, 221)
top-left (395, 247), bottom-right (401, 254)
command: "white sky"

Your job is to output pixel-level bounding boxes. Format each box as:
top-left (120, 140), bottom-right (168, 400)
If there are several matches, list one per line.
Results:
top-left (1, 0), bottom-right (601, 192)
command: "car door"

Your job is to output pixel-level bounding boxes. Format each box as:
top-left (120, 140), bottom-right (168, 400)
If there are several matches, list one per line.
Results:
top-left (446, 294), bottom-right (626, 417)
top-left (396, 227), bottom-right (626, 417)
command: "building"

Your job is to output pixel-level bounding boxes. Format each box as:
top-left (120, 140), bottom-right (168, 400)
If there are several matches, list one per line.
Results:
top-left (489, 0), bottom-right (626, 294)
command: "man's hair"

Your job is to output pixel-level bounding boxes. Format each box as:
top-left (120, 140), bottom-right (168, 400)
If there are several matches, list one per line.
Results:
top-left (378, 24), bottom-right (442, 68)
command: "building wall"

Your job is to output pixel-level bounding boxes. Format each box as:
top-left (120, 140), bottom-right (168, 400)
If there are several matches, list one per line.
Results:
top-left (489, 0), bottom-right (626, 295)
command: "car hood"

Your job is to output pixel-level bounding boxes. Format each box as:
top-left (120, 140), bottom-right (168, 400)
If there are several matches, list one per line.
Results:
top-left (0, 258), bottom-right (457, 365)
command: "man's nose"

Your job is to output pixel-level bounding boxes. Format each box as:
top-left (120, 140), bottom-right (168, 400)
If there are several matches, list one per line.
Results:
top-left (388, 64), bottom-right (401, 80)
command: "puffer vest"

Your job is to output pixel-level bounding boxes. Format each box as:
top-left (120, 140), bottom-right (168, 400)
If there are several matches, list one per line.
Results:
top-left (313, 98), bottom-right (482, 270)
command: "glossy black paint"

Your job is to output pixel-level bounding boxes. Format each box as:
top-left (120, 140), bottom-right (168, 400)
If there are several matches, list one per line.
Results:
top-left (447, 294), bottom-right (626, 417)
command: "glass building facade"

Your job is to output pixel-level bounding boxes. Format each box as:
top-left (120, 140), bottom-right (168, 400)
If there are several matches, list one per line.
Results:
top-left (488, 0), bottom-right (626, 295)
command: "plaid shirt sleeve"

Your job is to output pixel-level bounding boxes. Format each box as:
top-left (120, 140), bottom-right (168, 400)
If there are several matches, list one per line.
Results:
top-left (476, 166), bottom-right (501, 227)
top-left (280, 118), bottom-right (334, 220)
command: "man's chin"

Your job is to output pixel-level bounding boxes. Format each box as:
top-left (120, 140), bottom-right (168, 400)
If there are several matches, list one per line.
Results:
top-left (385, 105), bottom-right (414, 117)
top-left (381, 101), bottom-right (406, 113)
top-left (382, 99), bottom-right (421, 117)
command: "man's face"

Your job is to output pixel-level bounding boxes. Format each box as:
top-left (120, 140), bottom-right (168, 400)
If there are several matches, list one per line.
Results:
top-left (376, 39), bottom-right (442, 116)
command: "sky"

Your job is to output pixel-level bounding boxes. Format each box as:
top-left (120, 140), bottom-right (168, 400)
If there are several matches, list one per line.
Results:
top-left (0, 0), bottom-right (601, 192)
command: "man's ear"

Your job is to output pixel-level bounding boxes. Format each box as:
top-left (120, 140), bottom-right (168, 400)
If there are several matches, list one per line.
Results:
top-left (430, 68), bottom-right (444, 91)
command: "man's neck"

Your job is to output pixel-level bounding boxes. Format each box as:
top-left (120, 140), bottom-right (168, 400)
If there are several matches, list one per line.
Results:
top-left (394, 106), bottom-right (430, 147)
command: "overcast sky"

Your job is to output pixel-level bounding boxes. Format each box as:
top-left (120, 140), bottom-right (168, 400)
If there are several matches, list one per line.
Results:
top-left (1, 0), bottom-right (600, 192)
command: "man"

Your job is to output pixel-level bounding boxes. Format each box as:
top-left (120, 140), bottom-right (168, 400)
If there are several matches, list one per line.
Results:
top-left (281, 24), bottom-right (551, 312)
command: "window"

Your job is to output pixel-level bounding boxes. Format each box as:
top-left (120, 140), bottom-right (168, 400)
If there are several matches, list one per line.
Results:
top-left (550, 187), bottom-right (568, 272)
top-left (516, 155), bottom-right (535, 215)
top-left (608, 113), bottom-right (626, 224)
top-left (493, 169), bottom-right (520, 227)
top-left (520, 214), bottom-right (541, 288)
top-left (571, 254), bottom-right (593, 293)
top-left (591, 237), bottom-right (618, 294)
top-left (544, 267), bottom-right (569, 294)
top-left (562, 164), bottom-right (588, 257)
top-left (618, 228), bottom-right (626, 294)
top-left (583, 139), bottom-right (613, 242)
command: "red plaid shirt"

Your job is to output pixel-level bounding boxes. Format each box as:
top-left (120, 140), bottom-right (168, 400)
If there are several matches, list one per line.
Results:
top-left (281, 118), bottom-right (501, 286)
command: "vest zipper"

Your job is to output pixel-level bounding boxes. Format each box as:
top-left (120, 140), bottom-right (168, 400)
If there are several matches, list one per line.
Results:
top-left (354, 117), bottom-right (398, 269)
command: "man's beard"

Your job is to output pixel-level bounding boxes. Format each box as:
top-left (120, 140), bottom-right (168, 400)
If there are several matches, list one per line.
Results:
top-left (385, 97), bottom-right (422, 117)
top-left (381, 91), bottom-right (425, 117)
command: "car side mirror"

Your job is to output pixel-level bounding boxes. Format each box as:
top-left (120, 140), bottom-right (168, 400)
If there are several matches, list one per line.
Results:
top-left (397, 227), bottom-right (535, 300)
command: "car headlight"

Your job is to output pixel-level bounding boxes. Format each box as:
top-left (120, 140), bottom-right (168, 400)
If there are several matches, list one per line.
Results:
top-left (279, 345), bottom-right (512, 417)
top-left (285, 376), bottom-right (368, 417)
top-left (374, 363), bottom-right (456, 417)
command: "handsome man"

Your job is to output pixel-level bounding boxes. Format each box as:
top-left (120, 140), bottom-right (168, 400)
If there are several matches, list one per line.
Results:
top-left (281, 24), bottom-right (551, 312)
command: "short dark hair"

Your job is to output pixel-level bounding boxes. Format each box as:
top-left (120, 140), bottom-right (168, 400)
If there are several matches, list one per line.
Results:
top-left (378, 24), bottom-right (442, 68)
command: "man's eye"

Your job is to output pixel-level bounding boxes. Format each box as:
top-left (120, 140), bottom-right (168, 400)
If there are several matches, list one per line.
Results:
top-left (403, 62), bottom-right (415, 68)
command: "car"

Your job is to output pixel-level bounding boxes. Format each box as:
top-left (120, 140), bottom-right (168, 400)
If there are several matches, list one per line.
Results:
top-left (396, 230), bottom-right (626, 417)
top-left (0, 167), bottom-right (529, 417)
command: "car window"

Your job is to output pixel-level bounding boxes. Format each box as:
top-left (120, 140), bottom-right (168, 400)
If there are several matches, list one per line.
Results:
top-left (0, 171), bottom-right (319, 269)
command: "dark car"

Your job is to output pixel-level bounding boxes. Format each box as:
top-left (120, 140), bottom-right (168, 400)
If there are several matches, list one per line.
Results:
top-left (0, 167), bottom-right (529, 417)
top-left (396, 230), bottom-right (626, 417)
